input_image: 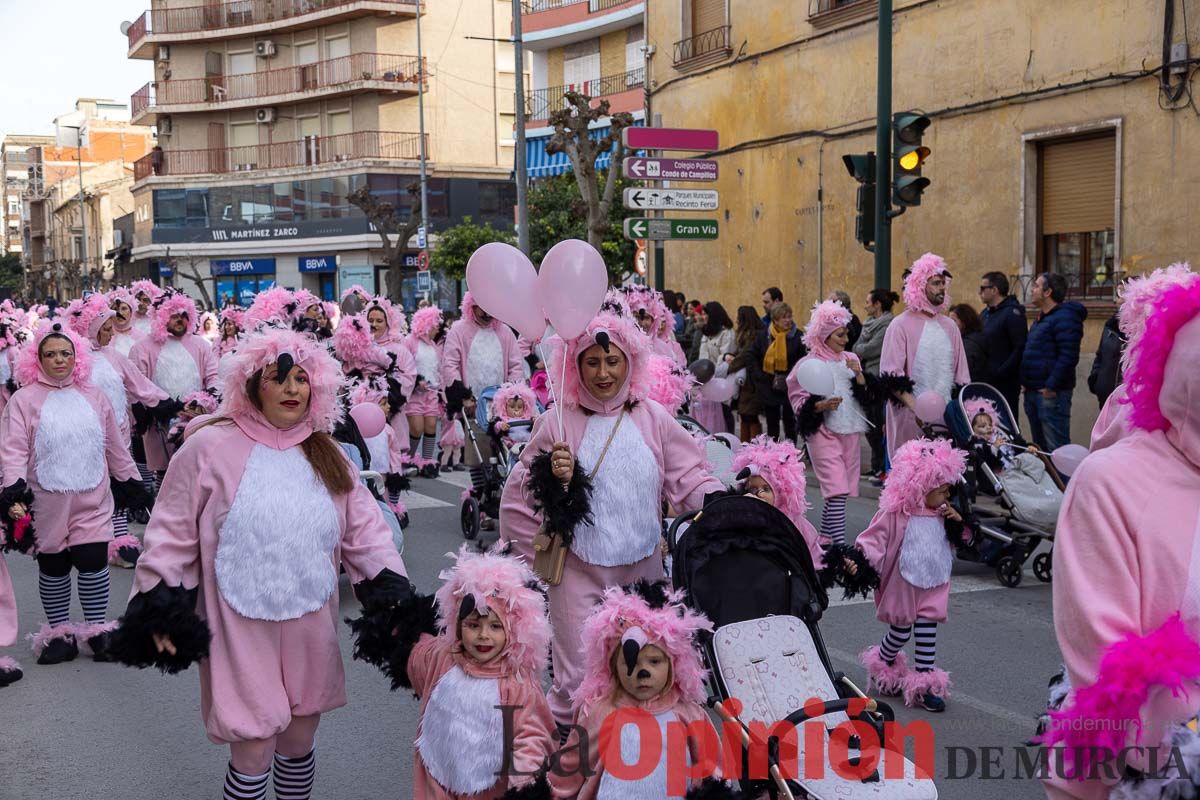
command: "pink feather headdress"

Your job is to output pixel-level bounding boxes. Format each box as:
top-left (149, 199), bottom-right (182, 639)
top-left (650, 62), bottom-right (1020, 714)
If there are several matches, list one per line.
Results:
top-left (217, 327), bottom-right (345, 433)
top-left (732, 435), bottom-right (810, 524)
top-left (433, 546), bottom-right (550, 679)
top-left (622, 286), bottom-right (672, 339)
top-left (150, 291), bottom-right (199, 344)
top-left (243, 286), bottom-right (296, 330)
top-left (322, 301), bottom-right (340, 329)
top-left (332, 313), bottom-right (392, 373)
top-left (107, 287), bottom-right (136, 312)
top-left (963, 398), bottom-right (1000, 430)
top-left (492, 382), bottom-right (538, 421)
top-left (573, 580), bottom-right (712, 710)
top-left (64, 294), bottom-right (116, 344)
top-left (181, 390), bottom-right (218, 414)
top-left (367, 296), bottom-right (407, 336)
top-left (646, 354), bottom-right (695, 415)
top-left (291, 289), bottom-right (322, 317)
top-left (340, 284), bottom-right (370, 303)
top-left (129, 279), bottom-right (163, 302)
top-left (219, 306), bottom-right (245, 329)
top-left (802, 299), bottom-right (853, 357)
top-left (902, 252), bottom-right (952, 315)
top-left (547, 309), bottom-right (650, 412)
top-left (879, 437), bottom-right (967, 515)
top-left (347, 375), bottom-right (388, 406)
top-left (15, 319), bottom-right (92, 388)
top-left (1118, 264), bottom-right (1200, 432)
top-left (409, 305), bottom-right (443, 341)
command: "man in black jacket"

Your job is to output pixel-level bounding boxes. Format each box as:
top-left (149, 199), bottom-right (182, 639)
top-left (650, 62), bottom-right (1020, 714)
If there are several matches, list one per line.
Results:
top-left (978, 271), bottom-right (1027, 421)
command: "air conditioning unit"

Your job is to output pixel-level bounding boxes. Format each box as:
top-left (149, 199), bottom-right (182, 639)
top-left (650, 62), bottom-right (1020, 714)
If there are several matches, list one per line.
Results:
top-left (255, 107), bottom-right (277, 124)
top-left (158, 116), bottom-right (173, 135)
top-left (157, 45), bottom-right (171, 61)
top-left (256, 40), bottom-right (276, 58)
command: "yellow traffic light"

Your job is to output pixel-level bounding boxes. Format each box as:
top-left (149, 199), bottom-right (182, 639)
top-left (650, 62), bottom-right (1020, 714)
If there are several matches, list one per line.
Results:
top-left (898, 146), bottom-right (930, 172)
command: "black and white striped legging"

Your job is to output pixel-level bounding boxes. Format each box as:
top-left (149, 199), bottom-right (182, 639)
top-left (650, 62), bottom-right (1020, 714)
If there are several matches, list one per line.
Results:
top-left (820, 495), bottom-right (848, 544)
top-left (878, 619), bottom-right (938, 671)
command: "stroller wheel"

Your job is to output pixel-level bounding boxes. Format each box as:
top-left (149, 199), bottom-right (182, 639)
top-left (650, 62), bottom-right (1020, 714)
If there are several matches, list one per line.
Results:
top-left (996, 555), bottom-right (1023, 588)
top-left (1032, 551), bottom-right (1052, 583)
top-left (461, 497), bottom-right (481, 540)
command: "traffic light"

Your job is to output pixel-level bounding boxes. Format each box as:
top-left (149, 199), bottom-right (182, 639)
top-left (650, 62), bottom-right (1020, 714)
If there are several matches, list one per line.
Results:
top-left (843, 152), bottom-right (876, 251)
top-left (892, 112), bottom-right (931, 207)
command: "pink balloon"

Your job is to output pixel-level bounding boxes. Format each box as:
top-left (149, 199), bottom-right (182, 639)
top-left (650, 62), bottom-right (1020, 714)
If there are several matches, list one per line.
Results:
top-left (913, 391), bottom-right (946, 424)
top-left (465, 242), bottom-right (545, 340)
top-left (536, 240), bottom-right (608, 340)
top-left (350, 402), bottom-right (386, 439)
top-left (1050, 443), bottom-right (1089, 476)
top-left (700, 377), bottom-right (737, 402)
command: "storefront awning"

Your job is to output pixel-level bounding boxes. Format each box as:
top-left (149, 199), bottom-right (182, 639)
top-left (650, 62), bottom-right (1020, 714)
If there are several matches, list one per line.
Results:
top-left (526, 120), bottom-right (645, 179)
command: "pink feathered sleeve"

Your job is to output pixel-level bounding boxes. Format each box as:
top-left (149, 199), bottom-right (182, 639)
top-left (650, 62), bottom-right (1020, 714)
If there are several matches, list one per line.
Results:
top-left (132, 431), bottom-right (208, 594)
top-left (115, 351), bottom-right (169, 406)
top-left (548, 701), bottom-right (605, 799)
top-left (878, 318), bottom-right (909, 377)
top-left (0, 393), bottom-right (32, 485)
top-left (503, 679), bottom-right (557, 788)
top-left (129, 339), bottom-right (154, 379)
top-left (441, 325), bottom-right (466, 387)
top-left (338, 472), bottom-right (408, 584)
top-left (385, 426), bottom-right (405, 474)
top-left (390, 344), bottom-right (416, 399)
top-left (853, 508), bottom-right (894, 572)
top-left (654, 404), bottom-right (723, 512)
top-left (407, 634), bottom-right (440, 698)
top-left (498, 462), bottom-right (538, 563)
top-left (99, 394), bottom-right (141, 482)
top-left (197, 340), bottom-right (219, 391)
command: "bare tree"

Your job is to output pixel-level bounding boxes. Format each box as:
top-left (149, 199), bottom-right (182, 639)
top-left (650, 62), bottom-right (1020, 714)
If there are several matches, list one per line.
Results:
top-left (347, 182), bottom-right (423, 305)
top-left (169, 250), bottom-right (216, 310)
top-left (546, 93), bottom-right (635, 257)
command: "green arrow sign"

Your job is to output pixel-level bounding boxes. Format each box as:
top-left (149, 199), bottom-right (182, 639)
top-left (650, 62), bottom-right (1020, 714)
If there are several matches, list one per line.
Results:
top-left (623, 218), bottom-right (719, 241)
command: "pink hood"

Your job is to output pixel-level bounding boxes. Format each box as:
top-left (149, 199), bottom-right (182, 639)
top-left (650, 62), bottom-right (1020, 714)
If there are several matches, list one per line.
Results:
top-left (409, 306), bottom-right (443, 341)
top-left (548, 309), bottom-right (650, 414)
top-left (15, 320), bottom-right (92, 389)
top-left (646, 354), bottom-right (694, 415)
top-left (366, 297), bottom-right (407, 338)
top-left (332, 313), bottom-right (392, 373)
top-left (802, 299), bottom-right (853, 360)
top-left (64, 294), bottom-right (117, 345)
top-left (492, 382), bottom-right (538, 421)
top-left (731, 435), bottom-right (811, 524)
top-left (150, 291), bottom-right (199, 344)
top-left (902, 252), bottom-right (952, 315)
top-left (879, 437), bottom-right (967, 515)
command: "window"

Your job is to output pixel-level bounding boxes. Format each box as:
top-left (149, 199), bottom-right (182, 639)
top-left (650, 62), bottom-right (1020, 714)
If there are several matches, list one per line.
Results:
top-left (296, 41), bottom-right (319, 66)
top-left (228, 51), bottom-right (256, 76)
top-left (326, 35), bottom-right (350, 61)
top-left (626, 24), bottom-right (645, 75)
top-left (1039, 132), bottom-right (1117, 299)
top-left (675, 0), bottom-right (731, 66)
top-left (499, 113), bottom-right (516, 145)
top-left (327, 110), bottom-right (352, 137)
top-left (563, 39), bottom-right (600, 93)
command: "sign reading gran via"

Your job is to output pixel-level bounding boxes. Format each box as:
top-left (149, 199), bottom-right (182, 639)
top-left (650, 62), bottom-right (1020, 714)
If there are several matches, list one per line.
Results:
top-left (623, 218), bottom-right (719, 241)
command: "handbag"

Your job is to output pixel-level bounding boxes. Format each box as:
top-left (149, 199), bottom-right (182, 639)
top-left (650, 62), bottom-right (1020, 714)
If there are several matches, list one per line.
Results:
top-left (532, 410), bottom-right (626, 586)
top-left (772, 373), bottom-right (788, 393)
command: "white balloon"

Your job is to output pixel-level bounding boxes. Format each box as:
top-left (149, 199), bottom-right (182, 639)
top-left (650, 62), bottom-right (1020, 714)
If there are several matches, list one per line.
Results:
top-left (793, 359), bottom-right (835, 396)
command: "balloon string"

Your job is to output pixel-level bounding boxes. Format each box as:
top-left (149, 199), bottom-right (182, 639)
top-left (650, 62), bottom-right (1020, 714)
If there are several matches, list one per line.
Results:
top-left (557, 343), bottom-right (567, 442)
top-left (537, 341), bottom-right (565, 443)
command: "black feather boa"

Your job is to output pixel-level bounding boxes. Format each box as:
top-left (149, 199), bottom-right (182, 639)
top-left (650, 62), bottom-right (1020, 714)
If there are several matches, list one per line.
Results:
top-left (151, 397), bottom-right (185, 423)
top-left (111, 477), bottom-right (154, 516)
top-left (796, 394), bottom-right (826, 439)
top-left (384, 472), bottom-right (410, 495)
top-left (346, 575), bottom-right (436, 693)
top-left (819, 543), bottom-right (880, 600)
top-left (501, 772), bottom-right (552, 800)
top-left (0, 479), bottom-right (36, 555)
top-left (5, 377), bottom-right (16, 395)
top-left (527, 451), bottom-right (593, 547)
top-left (876, 373), bottom-right (916, 408)
top-left (849, 376), bottom-right (874, 408)
top-left (444, 380), bottom-right (472, 418)
top-left (685, 778), bottom-right (747, 800)
top-left (106, 581), bottom-right (211, 674)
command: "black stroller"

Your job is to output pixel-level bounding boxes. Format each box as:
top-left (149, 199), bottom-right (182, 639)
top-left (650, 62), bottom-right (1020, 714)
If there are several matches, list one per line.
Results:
top-left (668, 495), bottom-right (938, 799)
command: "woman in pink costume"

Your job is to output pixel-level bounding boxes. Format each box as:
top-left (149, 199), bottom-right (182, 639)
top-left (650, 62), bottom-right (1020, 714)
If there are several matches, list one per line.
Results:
top-left (623, 285), bottom-right (687, 365)
top-left (358, 546), bottom-right (554, 799)
top-left (0, 304), bottom-right (25, 419)
top-left (64, 295), bottom-right (174, 567)
top-left (0, 320), bottom-right (150, 666)
top-left (441, 292), bottom-right (525, 413)
top-left (198, 311), bottom-right (220, 343)
top-left (498, 307), bottom-right (722, 729)
top-left (215, 307), bottom-right (244, 360)
top-left (108, 327), bottom-right (411, 800)
top-left (1037, 264), bottom-right (1200, 799)
top-left (107, 288), bottom-right (146, 358)
top-left (855, 437), bottom-right (970, 713)
top-left (129, 279), bottom-right (163, 336)
top-left (365, 297), bottom-right (416, 460)
top-left (405, 305), bottom-right (447, 477)
top-left (548, 579), bottom-right (728, 799)
top-left (879, 253), bottom-right (970, 457)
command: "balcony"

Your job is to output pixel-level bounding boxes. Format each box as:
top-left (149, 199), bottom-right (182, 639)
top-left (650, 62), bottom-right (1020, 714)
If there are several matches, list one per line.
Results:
top-left (131, 53), bottom-right (425, 124)
top-left (520, 0), bottom-right (643, 50)
top-left (133, 130), bottom-right (427, 182)
top-left (127, 0), bottom-right (421, 58)
top-left (526, 67), bottom-right (643, 127)
top-left (672, 25), bottom-right (732, 70)
top-left (808, 0), bottom-right (877, 28)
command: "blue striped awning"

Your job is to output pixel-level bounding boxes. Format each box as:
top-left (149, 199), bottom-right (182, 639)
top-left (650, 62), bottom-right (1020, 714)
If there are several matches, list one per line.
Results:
top-left (526, 121), bottom-right (644, 179)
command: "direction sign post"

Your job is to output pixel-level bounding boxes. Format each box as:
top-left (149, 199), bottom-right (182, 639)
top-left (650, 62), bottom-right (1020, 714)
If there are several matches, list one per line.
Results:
top-left (621, 127), bottom-right (719, 151)
top-left (623, 188), bottom-right (719, 211)
top-left (623, 158), bottom-right (718, 181)
top-left (623, 218), bottom-right (719, 241)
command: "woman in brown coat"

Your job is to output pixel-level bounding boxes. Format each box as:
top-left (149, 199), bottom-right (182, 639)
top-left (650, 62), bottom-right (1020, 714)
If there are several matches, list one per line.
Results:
top-left (728, 305), bottom-right (765, 441)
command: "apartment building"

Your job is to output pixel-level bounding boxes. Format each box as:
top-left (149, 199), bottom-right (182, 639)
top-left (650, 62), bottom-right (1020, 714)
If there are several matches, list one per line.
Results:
top-left (1, 135), bottom-right (55, 259)
top-left (520, 0), bottom-right (645, 177)
top-left (123, 0), bottom-right (521, 308)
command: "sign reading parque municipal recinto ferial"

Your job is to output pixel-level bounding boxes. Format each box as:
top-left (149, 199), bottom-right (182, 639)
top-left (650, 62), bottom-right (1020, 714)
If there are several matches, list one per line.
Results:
top-left (623, 218), bottom-right (719, 241)
top-left (623, 158), bottom-right (719, 181)
top-left (622, 188), bottom-right (719, 211)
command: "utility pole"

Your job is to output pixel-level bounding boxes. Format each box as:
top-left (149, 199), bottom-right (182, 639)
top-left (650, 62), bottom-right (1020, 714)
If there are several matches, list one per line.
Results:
top-left (652, 112), bottom-right (665, 292)
top-left (415, 0), bottom-right (430, 241)
top-left (75, 130), bottom-right (88, 291)
top-left (512, 0), bottom-right (529, 254)
top-left (873, 0), bottom-right (892, 291)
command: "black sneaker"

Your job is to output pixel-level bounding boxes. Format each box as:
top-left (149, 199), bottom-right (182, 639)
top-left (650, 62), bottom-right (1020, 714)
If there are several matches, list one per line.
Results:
top-left (87, 631), bottom-right (114, 663)
top-left (398, 513), bottom-right (410, 530)
top-left (420, 464), bottom-right (439, 479)
top-left (0, 663), bottom-right (22, 686)
top-left (37, 635), bottom-right (79, 665)
top-left (132, 508), bottom-right (151, 525)
top-left (919, 692), bottom-right (946, 713)
top-left (117, 545), bottom-right (141, 567)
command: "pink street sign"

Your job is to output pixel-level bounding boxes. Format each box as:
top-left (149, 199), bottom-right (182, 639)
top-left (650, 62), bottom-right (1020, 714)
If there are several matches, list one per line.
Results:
top-left (622, 127), bottom-right (719, 152)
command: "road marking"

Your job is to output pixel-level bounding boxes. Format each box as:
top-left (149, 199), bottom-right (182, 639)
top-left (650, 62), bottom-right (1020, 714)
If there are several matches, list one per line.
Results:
top-left (399, 492), bottom-right (452, 509)
top-left (435, 472), bottom-right (472, 489)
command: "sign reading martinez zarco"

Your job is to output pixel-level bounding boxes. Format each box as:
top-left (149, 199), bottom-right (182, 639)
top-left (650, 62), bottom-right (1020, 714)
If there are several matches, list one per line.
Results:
top-left (152, 217), bottom-right (375, 244)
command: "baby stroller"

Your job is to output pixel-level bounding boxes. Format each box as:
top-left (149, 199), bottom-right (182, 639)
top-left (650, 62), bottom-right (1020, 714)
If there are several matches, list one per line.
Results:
top-left (459, 385), bottom-right (533, 541)
top-left (669, 495), bottom-right (938, 800)
top-left (942, 383), bottom-right (1061, 588)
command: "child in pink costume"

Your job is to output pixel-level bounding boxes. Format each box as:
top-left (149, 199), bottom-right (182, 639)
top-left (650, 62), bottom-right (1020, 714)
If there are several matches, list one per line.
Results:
top-left (367, 547), bottom-right (554, 799)
top-left (548, 579), bottom-right (727, 799)
top-left (489, 381), bottom-right (539, 450)
top-left (0, 320), bottom-right (148, 665)
top-left (1038, 264), bottom-right (1200, 800)
top-left (498, 308), bottom-right (722, 727)
top-left (788, 299), bottom-right (873, 546)
top-left (732, 435), bottom-right (825, 567)
top-left (855, 437), bottom-right (970, 713)
top-left (878, 253), bottom-right (970, 457)
top-left (405, 305), bottom-right (446, 475)
top-left (348, 376), bottom-right (410, 510)
top-left (108, 327), bottom-right (410, 800)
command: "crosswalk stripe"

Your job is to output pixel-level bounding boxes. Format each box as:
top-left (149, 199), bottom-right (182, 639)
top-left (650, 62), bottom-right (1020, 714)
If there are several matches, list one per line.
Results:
top-left (400, 492), bottom-right (453, 509)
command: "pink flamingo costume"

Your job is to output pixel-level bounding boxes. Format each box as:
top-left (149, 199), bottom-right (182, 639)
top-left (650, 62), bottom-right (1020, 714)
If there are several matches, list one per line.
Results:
top-left (498, 308), bottom-right (722, 725)
top-left (1038, 264), bottom-right (1200, 799)
top-left (108, 327), bottom-right (410, 800)
top-left (365, 297), bottom-right (417, 452)
top-left (441, 292), bottom-right (525, 403)
top-left (105, 287), bottom-right (147, 358)
top-left (878, 253), bottom-right (971, 457)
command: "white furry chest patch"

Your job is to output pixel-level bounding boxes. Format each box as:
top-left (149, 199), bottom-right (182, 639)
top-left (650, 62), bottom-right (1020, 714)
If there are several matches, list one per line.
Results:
top-left (597, 710), bottom-right (686, 799)
top-left (571, 414), bottom-right (662, 567)
top-left (415, 666), bottom-right (504, 795)
top-left (214, 445), bottom-right (341, 621)
top-left (153, 339), bottom-right (201, 400)
top-left (898, 515), bottom-right (953, 589)
top-left (113, 333), bottom-right (135, 357)
top-left (826, 360), bottom-right (868, 435)
top-left (0, 352), bottom-right (10, 385)
top-left (466, 329), bottom-right (504, 394)
top-left (133, 317), bottom-right (151, 335)
top-left (912, 320), bottom-right (954, 401)
top-left (415, 342), bottom-right (440, 389)
top-left (34, 388), bottom-right (105, 492)
top-left (364, 431), bottom-right (392, 473)
top-left (92, 354), bottom-right (128, 427)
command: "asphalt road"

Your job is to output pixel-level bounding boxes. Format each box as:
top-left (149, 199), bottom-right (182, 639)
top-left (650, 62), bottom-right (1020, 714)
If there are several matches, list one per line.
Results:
top-left (0, 470), bottom-right (1059, 800)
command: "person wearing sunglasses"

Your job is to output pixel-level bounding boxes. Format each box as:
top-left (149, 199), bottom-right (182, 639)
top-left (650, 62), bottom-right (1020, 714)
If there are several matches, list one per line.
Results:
top-left (978, 271), bottom-right (1028, 423)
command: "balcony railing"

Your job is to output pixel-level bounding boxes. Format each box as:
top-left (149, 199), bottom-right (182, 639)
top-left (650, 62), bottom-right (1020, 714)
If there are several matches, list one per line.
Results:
top-left (132, 53), bottom-right (425, 117)
top-left (526, 67), bottom-right (644, 121)
top-left (134, 130), bottom-right (426, 181)
top-left (521, 0), bottom-right (634, 13)
top-left (673, 25), bottom-right (732, 66)
top-left (128, 0), bottom-right (419, 48)
top-left (809, 0), bottom-right (873, 14)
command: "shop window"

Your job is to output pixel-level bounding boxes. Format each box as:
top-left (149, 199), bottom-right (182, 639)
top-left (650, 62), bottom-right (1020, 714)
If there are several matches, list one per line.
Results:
top-left (1039, 132), bottom-right (1117, 299)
